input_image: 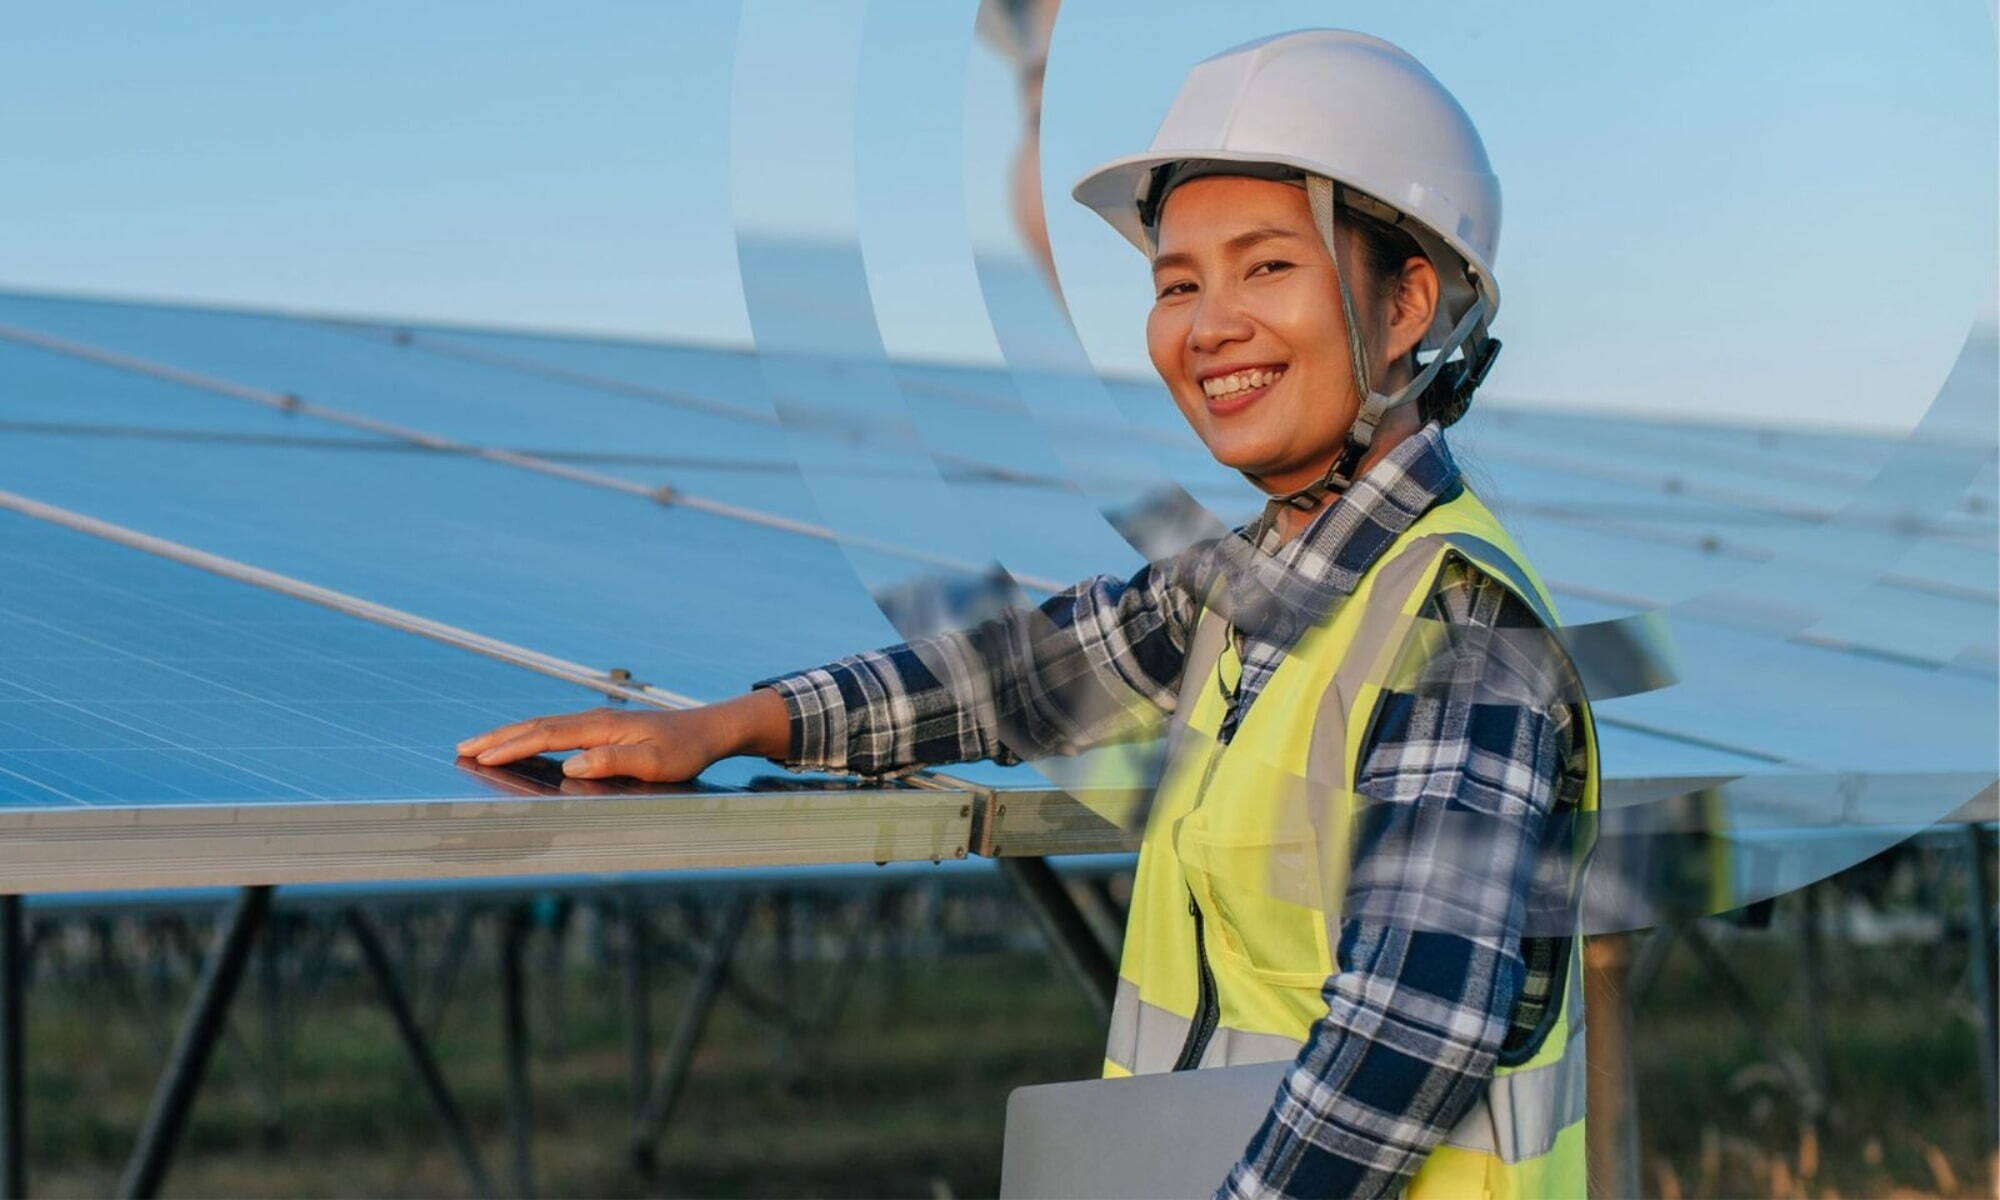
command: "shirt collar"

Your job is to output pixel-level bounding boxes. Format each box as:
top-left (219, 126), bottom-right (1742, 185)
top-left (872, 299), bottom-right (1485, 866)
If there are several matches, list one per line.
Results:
top-left (1262, 419), bottom-right (1462, 595)
top-left (1219, 421), bottom-right (1461, 648)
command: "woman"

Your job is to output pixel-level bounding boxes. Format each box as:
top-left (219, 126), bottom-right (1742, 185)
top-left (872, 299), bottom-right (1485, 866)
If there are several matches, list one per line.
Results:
top-left (460, 30), bottom-right (1595, 1199)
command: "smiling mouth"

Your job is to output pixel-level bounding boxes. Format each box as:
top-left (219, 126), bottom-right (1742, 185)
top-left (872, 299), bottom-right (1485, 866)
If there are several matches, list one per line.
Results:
top-left (1201, 365), bottom-right (1286, 411)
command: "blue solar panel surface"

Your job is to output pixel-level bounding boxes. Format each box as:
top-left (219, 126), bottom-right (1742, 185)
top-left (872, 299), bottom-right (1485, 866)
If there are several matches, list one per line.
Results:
top-left (0, 505), bottom-right (828, 806)
top-left (0, 286), bottom-right (1991, 885)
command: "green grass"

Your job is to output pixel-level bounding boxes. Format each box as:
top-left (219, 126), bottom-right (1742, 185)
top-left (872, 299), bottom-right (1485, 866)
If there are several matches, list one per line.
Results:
top-left (12, 899), bottom-right (1992, 1198)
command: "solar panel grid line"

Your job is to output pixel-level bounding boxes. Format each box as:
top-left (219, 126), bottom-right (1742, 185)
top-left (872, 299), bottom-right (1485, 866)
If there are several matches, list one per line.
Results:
top-left (1485, 400), bottom-right (2000, 490)
top-left (0, 762), bottom-right (84, 806)
top-left (363, 323), bottom-right (1085, 490)
top-left (1481, 407), bottom-right (1920, 494)
top-left (0, 416), bottom-right (986, 481)
top-left (1487, 498), bottom-right (2000, 608)
top-left (0, 420), bottom-right (390, 454)
top-left (322, 320), bottom-right (789, 428)
top-left (1533, 571), bottom-right (1992, 675)
top-left (1469, 438), bottom-right (1994, 542)
top-left (0, 321), bottom-right (1068, 594)
top-left (0, 486), bottom-right (701, 711)
top-left (0, 562), bottom-right (384, 808)
top-left (0, 565), bottom-right (622, 813)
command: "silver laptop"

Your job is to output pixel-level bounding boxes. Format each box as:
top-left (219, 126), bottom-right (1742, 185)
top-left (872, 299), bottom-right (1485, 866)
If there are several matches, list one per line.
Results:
top-left (1000, 1061), bottom-right (1289, 1199)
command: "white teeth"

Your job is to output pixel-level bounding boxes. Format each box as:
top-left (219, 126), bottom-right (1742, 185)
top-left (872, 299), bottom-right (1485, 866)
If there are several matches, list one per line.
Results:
top-left (1202, 367), bottom-right (1284, 398)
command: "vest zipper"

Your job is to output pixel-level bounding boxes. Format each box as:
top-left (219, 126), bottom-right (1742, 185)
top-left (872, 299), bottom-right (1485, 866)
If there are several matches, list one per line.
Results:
top-left (1171, 743), bottom-right (1229, 1072)
top-left (1172, 888), bottom-right (1220, 1070)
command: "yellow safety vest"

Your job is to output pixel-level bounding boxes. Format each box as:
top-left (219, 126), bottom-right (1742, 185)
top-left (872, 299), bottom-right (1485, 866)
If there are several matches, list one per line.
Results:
top-left (1103, 487), bottom-right (1597, 1199)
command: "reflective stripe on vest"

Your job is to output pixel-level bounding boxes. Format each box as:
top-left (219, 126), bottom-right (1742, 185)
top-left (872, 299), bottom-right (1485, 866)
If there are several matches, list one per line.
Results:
top-left (1105, 977), bottom-right (1301, 1075)
top-left (1440, 953), bottom-right (1591, 1162)
top-left (1101, 487), bottom-right (1598, 1193)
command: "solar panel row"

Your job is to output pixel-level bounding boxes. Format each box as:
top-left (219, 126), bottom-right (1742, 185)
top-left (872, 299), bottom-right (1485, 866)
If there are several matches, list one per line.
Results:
top-left (0, 285), bottom-right (1990, 898)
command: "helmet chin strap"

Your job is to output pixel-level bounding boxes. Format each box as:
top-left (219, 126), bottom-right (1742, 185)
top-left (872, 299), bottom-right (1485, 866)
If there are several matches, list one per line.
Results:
top-left (1246, 176), bottom-right (1491, 545)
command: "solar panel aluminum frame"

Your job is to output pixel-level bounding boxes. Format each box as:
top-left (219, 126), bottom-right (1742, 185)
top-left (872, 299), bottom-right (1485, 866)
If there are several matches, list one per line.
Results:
top-left (0, 787), bottom-right (975, 895)
top-left (968, 775), bottom-right (2000, 859)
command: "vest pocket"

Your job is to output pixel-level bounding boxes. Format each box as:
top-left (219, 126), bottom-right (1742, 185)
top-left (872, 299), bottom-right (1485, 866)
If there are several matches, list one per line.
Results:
top-left (1175, 824), bottom-right (1333, 991)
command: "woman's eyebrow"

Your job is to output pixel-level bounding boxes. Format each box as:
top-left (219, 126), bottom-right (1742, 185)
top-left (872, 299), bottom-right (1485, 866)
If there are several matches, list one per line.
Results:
top-left (1150, 226), bottom-right (1305, 273)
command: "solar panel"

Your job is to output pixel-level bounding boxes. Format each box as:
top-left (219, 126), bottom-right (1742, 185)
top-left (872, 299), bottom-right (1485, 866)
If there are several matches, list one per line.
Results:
top-left (0, 499), bottom-right (974, 893)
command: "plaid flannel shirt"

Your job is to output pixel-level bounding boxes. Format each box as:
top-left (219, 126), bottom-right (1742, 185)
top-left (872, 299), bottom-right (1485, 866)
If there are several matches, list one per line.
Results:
top-left (757, 424), bottom-right (1588, 1199)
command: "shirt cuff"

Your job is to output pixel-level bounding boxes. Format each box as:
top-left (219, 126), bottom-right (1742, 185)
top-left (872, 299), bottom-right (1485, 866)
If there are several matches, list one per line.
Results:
top-left (750, 669), bottom-right (849, 773)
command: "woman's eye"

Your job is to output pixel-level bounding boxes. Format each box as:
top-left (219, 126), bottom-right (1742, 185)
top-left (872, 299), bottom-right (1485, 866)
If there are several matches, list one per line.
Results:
top-left (1249, 260), bottom-right (1294, 278)
top-left (1155, 280), bottom-right (1196, 300)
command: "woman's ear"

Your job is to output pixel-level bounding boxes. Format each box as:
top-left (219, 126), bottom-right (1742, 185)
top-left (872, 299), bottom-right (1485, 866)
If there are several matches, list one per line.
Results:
top-left (1385, 256), bottom-right (1440, 363)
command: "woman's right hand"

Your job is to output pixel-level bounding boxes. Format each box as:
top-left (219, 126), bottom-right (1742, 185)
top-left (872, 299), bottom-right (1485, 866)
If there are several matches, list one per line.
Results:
top-left (454, 688), bottom-right (792, 782)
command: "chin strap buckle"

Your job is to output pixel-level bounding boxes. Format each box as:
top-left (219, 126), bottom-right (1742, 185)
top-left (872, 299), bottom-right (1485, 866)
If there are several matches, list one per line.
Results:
top-left (1456, 336), bottom-right (1502, 401)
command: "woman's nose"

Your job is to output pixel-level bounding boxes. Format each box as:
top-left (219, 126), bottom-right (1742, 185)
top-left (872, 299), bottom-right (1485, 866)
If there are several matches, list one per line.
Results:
top-left (1187, 288), bottom-right (1254, 354)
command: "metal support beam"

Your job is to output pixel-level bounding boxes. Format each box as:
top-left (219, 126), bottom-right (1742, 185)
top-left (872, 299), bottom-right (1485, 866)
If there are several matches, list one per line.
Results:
top-left (345, 910), bottom-right (497, 1199)
top-left (501, 908), bottom-right (534, 1199)
top-left (420, 903), bottom-right (477, 1036)
top-left (117, 885), bottom-right (272, 1200)
top-left (807, 888), bottom-right (894, 1035)
top-left (1, 895), bottom-right (24, 1200)
top-left (1077, 875), bottom-right (1127, 964)
top-left (630, 895), bottom-right (750, 1175)
top-left (998, 857), bottom-right (1116, 1022)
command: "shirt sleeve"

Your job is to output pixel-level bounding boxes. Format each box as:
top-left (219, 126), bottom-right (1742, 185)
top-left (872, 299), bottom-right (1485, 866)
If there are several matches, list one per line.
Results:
top-left (1217, 558), bottom-right (1589, 1199)
top-left (751, 550), bottom-right (1205, 776)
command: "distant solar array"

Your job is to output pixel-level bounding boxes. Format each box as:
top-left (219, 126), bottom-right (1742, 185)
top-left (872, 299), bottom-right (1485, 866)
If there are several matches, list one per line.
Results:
top-left (0, 280), bottom-right (1991, 900)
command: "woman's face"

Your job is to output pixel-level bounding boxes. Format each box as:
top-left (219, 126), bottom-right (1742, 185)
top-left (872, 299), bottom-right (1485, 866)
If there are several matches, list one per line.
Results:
top-left (1145, 175), bottom-right (1379, 495)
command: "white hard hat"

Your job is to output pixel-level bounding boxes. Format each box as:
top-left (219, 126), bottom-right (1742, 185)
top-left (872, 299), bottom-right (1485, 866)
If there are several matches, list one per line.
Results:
top-left (1072, 29), bottom-right (1504, 501)
top-left (1072, 28), bottom-right (1501, 341)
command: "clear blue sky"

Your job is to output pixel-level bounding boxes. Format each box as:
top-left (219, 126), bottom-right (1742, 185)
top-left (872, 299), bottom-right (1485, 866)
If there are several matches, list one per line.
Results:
top-left (3, 1), bottom-right (1992, 432)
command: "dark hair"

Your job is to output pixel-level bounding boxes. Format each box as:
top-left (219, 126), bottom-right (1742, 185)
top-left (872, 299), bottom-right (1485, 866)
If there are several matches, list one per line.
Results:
top-left (1339, 207), bottom-right (1464, 424)
top-left (1345, 206), bottom-right (1424, 286)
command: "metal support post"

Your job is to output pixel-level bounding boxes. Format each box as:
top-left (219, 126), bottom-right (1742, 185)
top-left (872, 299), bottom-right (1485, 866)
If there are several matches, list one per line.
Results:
top-left (622, 899), bottom-right (653, 1145)
top-left (344, 910), bottom-right (497, 1199)
top-left (118, 885), bottom-right (272, 1200)
top-left (1, 895), bottom-right (24, 1200)
top-left (770, 894), bottom-right (799, 1088)
top-left (254, 912), bottom-right (286, 1148)
top-left (629, 895), bottom-right (750, 1175)
top-left (1797, 883), bottom-right (1830, 1125)
top-left (501, 907), bottom-right (534, 1199)
top-left (537, 896), bottom-right (572, 1055)
top-left (1583, 933), bottom-right (1640, 1200)
top-left (1964, 823), bottom-right (1998, 1157)
top-left (998, 857), bottom-right (1116, 1021)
